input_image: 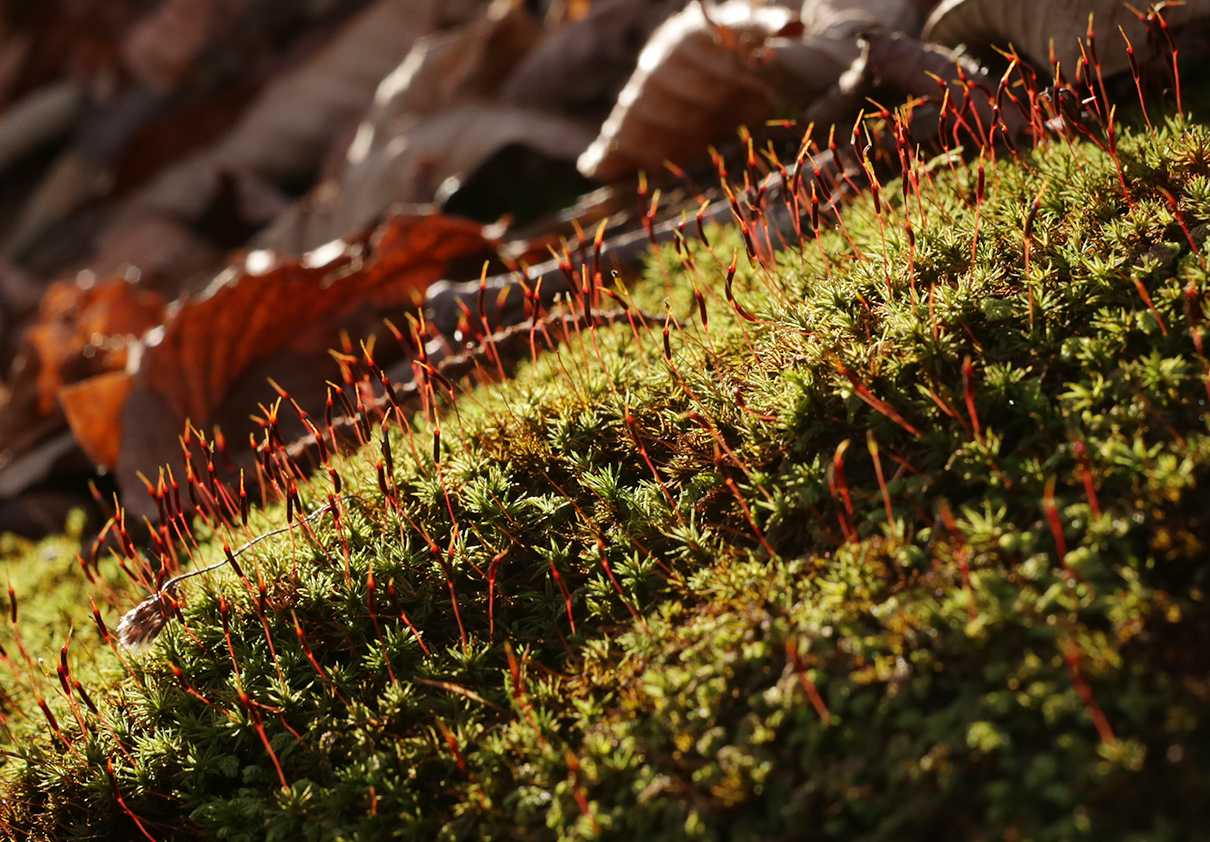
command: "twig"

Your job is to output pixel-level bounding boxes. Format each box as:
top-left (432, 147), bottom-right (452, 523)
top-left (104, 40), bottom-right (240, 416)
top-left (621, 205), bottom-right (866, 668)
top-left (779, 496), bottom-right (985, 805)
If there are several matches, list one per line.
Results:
top-left (116, 496), bottom-right (351, 650)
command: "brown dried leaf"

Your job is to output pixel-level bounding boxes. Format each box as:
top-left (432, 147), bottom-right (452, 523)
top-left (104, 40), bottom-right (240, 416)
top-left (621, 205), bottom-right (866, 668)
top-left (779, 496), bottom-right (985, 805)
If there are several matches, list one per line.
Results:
top-left (0, 276), bottom-right (163, 499)
top-left (26, 277), bottom-right (165, 414)
top-left (255, 2), bottom-right (592, 251)
top-left (501, 0), bottom-right (685, 112)
top-left (577, 0), bottom-right (797, 182)
top-left (923, 0), bottom-right (1210, 77)
top-left (257, 104), bottom-right (596, 252)
top-left (58, 370), bottom-right (133, 470)
top-left (113, 211), bottom-right (492, 520)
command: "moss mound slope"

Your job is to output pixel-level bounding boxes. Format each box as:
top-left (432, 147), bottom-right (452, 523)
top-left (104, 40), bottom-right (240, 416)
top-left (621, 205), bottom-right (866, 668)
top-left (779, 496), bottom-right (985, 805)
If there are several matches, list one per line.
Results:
top-left (4, 112), bottom-right (1210, 841)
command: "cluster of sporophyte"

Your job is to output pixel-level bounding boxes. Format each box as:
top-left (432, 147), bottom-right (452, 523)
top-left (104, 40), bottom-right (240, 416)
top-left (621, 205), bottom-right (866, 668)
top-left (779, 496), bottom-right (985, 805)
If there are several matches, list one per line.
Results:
top-left (1, 87), bottom-right (1210, 840)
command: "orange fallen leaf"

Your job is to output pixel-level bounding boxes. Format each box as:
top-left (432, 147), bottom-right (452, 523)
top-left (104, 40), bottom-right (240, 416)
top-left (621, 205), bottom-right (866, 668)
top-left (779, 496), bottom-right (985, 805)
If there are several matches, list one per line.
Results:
top-left (59, 370), bottom-right (134, 471)
top-left (112, 210), bottom-right (492, 520)
top-left (26, 277), bottom-right (164, 414)
top-left (0, 277), bottom-right (163, 501)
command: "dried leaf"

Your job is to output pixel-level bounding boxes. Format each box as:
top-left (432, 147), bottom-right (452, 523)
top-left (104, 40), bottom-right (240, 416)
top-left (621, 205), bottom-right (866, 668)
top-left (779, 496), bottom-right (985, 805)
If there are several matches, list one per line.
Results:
top-left (355, 0), bottom-right (542, 121)
top-left (26, 277), bottom-right (165, 415)
top-left (256, 104), bottom-right (596, 252)
top-left (923, 0), bottom-right (1210, 77)
top-left (577, 0), bottom-right (797, 182)
top-left (256, 2), bottom-right (591, 251)
top-left (113, 211), bottom-right (492, 520)
top-left (501, 0), bottom-right (685, 112)
top-left (59, 370), bottom-right (133, 470)
top-left (0, 276), bottom-right (163, 500)
top-left (801, 0), bottom-right (921, 38)
top-left (757, 1), bottom-right (922, 123)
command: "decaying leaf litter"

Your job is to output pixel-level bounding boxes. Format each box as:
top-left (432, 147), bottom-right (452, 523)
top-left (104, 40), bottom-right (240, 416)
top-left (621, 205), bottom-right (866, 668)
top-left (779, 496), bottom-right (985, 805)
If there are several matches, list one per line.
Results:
top-left (0, 0), bottom-right (1206, 537)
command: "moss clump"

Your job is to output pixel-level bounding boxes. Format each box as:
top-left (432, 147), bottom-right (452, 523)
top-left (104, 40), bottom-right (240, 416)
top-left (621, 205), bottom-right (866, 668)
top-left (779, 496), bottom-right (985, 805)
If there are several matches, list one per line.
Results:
top-left (3, 110), bottom-right (1210, 840)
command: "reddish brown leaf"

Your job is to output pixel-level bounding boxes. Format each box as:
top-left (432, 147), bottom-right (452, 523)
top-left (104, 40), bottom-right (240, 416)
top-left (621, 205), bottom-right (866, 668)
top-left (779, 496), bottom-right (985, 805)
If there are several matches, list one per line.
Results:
top-left (0, 277), bottom-right (161, 499)
top-left (26, 277), bottom-right (165, 414)
top-left (59, 370), bottom-right (133, 471)
top-left (114, 211), bottom-right (492, 520)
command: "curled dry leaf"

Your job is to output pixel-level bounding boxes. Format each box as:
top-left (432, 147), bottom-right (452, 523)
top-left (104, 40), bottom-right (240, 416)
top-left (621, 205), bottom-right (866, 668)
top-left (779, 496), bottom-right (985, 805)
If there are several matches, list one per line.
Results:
top-left (26, 277), bottom-right (165, 415)
top-left (758, 0), bottom-right (921, 120)
top-left (256, 2), bottom-right (593, 252)
top-left (577, 0), bottom-right (798, 183)
top-left (501, 0), bottom-right (685, 112)
top-left (0, 277), bottom-right (164, 500)
top-left (923, 0), bottom-right (1210, 77)
top-left (800, 0), bottom-right (921, 37)
top-left (58, 370), bottom-right (132, 470)
top-left (104, 211), bottom-right (492, 521)
top-left (257, 104), bottom-right (597, 252)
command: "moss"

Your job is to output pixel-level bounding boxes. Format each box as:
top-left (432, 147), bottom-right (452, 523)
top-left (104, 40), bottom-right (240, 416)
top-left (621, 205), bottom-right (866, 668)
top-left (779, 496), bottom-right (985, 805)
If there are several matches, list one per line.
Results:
top-left (3, 108), bottom-right (1210, 840)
